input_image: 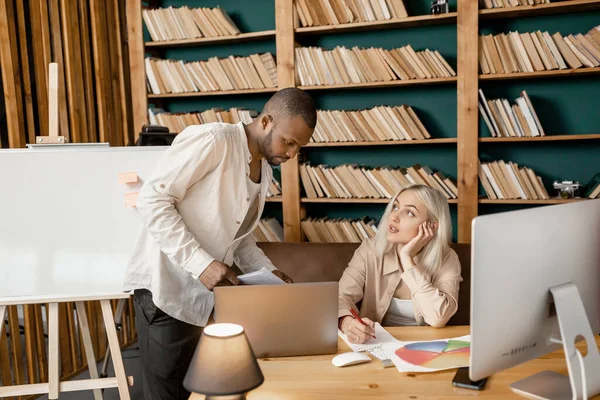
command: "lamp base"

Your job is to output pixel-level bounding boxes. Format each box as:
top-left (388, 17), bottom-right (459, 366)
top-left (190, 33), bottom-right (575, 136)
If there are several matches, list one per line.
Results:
top-left (205, 395), bottom-right (246, 400)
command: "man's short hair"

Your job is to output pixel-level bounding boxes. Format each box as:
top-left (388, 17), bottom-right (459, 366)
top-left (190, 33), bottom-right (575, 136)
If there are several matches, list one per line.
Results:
top-left (262, 87), bottom-right (317, 129)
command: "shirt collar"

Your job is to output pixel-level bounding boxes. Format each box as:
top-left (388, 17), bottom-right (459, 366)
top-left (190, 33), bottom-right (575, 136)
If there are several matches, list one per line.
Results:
top-left (383, 246), bottom-right (402, 275)
top-left (237, 122), bottom-right (253, 165)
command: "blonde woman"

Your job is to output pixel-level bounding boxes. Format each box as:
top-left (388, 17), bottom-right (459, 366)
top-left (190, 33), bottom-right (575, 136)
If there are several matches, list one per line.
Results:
top-left (338, 184), bottom-right (462, 344)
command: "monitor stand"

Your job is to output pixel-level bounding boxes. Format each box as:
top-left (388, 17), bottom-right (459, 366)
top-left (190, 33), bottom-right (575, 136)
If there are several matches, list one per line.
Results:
top-left (510, 282), bottom-right (600, 400)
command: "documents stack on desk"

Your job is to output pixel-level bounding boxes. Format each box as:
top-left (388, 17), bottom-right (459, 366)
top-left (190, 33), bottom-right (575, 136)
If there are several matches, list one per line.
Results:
top-left (338, 323), bottom-right (471, 373)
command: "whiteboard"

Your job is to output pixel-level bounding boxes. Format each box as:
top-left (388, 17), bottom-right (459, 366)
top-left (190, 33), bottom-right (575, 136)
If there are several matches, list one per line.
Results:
top-left (0, 146), bottom-right (167, 302)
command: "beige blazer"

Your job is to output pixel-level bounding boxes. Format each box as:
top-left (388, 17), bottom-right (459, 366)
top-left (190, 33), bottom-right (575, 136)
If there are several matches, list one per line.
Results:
top-left (338, 238), bottom-right (462, 327)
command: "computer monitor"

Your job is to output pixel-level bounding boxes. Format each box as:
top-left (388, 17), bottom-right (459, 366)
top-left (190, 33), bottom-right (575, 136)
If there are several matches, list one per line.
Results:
top-left (470, 199), bottom-right (600, 399)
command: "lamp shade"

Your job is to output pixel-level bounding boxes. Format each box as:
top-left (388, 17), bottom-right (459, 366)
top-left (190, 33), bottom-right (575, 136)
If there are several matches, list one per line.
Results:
top-left (183, 323), bottom-right (264, 396)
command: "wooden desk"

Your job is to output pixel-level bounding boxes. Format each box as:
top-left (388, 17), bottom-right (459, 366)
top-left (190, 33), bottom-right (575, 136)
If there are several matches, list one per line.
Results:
top-left (190, 326), bottom-right (600, 399)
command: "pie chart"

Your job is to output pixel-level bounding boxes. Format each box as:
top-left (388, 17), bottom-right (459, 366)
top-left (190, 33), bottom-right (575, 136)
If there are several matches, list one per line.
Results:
top-left (395, 339), bottom-right (470, 369)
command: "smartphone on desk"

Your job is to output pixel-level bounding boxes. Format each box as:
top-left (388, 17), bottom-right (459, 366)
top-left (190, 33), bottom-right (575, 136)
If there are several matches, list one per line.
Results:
top-left (452, 367), bottom-right (488, 390)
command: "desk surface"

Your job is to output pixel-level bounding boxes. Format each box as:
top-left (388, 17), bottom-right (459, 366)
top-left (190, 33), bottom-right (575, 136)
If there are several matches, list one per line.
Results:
top-left (190, 326), bottom-right (599, 399)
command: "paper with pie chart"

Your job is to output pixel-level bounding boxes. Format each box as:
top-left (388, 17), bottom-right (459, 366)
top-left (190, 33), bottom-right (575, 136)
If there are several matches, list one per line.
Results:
top-left (383, 335), bottom-right (470, 373)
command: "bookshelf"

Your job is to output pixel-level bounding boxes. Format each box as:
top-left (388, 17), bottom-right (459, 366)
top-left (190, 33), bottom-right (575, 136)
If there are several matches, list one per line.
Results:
top-left (476, 1), bottom-right (600, 230)
top-left (126, 0), bottom-right (600, 244)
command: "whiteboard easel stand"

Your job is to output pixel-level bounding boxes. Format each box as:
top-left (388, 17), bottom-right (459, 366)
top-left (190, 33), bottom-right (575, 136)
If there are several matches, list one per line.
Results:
top-left (0, 63), bottom-right (132, 398)
top-left (100, 298), bottom-right (127, 379)
top-left (0, 294), bottom-right (133, 399)
top-left (35, 63), bottom-right (68, 145)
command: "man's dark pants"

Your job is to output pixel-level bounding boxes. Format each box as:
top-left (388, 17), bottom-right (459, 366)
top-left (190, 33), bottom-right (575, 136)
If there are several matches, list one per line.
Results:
top-left (133, 289), bottom-right (203, 400)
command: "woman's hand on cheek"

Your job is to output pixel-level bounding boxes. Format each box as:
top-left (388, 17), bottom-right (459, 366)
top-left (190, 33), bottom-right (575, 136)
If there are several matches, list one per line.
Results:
top-left (399, 222), bottom-right (436, 268)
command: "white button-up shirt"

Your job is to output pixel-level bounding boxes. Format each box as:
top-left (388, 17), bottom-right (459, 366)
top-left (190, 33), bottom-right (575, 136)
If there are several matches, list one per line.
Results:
top-left (123, 122), bottom-right (277, 326)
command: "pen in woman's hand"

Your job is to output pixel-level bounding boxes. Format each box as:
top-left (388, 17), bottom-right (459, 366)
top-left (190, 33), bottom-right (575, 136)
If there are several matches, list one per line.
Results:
top-left (349, 308), bottom-right (376, 339)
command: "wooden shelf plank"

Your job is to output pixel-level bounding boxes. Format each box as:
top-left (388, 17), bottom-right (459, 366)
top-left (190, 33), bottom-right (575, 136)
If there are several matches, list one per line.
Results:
top-left (144, 30), bottom-right (276, 48)
top-left (301, 198), bottom-right (458, 204)
top-left (479, 134), bottom-right (600, 142)
top-left (480, 0), bottom-right (600, 20)
top-left (305, 138), bottom-right (457, 147)
top-left (479, 198), bottom-right (588, 204)
top-left (480, 67), bottom-right (600, 81)
top-left (295, 13), bottom-right (457, 35)
top-left (299, 77), bottom-right (457, 91)
top-left (148, 87), bottom-right (278, 98)
top-left (265, 196), bottom-right (283, 203)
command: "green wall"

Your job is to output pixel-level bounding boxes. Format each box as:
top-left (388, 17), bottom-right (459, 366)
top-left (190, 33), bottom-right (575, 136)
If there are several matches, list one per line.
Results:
top-left (155, 0), bottom-right (600, 240)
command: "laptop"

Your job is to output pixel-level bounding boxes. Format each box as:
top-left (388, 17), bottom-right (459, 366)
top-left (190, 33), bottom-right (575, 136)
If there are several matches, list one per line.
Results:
top-left (213, 282), bottom-right (339, 358)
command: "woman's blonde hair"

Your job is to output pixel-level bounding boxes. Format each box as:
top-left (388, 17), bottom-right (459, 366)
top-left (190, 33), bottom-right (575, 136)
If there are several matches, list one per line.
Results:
top-left (374, 184), bottom-right (452, 275)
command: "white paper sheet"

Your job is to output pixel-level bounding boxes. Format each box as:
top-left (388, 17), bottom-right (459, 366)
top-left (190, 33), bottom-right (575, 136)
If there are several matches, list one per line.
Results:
top-left (237, 267), bottom-right (285, 285)
top-left (338, 322), bottom-right (401, 352)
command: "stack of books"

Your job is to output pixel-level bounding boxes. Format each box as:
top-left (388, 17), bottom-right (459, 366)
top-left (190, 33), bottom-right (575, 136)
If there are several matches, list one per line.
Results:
top-left (585, 173), bottom-right (600, 199)
top-left (267, 177), bottom-right (282, 198)
top-left (301, 217), bottom-right (378, 243)
top-left (479, 159), bottom-right (550, 200)
top-left (295, 45), bottom-right (455, 86)
top-left (148, 107), bottom-right (257, 133)
top-left (480, 0), bottom-right (549, 9)
top-left (143, 6), bottom-right (240, 41)
top-left (312, 106), bottom-right (431, 143)
top-left (300, 163), bottom-right (458, 200)
top-left (479, 28), bottom-right (600, 74)
top-left (294, 0), bottom-right (408, 27)
top-left (478, 90), bottom-right (545, 138)
top-left (145, 53), bottom-right (277, 94)
top-left (252, 218), bottom-right (284, 242)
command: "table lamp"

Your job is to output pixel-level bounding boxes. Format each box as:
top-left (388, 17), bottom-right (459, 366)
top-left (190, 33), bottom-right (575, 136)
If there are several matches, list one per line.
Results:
top-left (183, 323), bottom-right (264, 400)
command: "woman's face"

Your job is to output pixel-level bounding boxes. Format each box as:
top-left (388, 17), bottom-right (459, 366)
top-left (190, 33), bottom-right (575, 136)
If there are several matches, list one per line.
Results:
top-left (387, 190), bottom-right (432, 245)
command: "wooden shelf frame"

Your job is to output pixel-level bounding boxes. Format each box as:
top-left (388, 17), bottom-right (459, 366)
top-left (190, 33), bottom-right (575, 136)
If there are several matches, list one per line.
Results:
top-left (301, 198), bottom-right (458, 204)
top-left (479, 0), bottom-right (600, 20)
top-left (295, 13), bottom-right (457, 35)
top-left (125, 0), bottom-right (598, 244)
top-left (144, 30), bottom-right (276, 48)
top-left (479, 134), bottom-right (600, 143)
top-left (299, 77), bottom-right (457, 92)
top-left (305, 138), bottom-right (458, 147)
top-left (480, 67), bottom-right (600, 81)
top-left (479, 198), bottom-right (589, 205)
top-left (148, 87), bottom-right (278, 98)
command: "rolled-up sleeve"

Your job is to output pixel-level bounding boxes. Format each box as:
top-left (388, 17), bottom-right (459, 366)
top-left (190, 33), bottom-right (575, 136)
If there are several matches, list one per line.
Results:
top-left (401, 252), bottom-right (462, 328)
top-left (136, 127), bottom-right (221, 279)
top-left (233, 234), bottom-right (277, 274)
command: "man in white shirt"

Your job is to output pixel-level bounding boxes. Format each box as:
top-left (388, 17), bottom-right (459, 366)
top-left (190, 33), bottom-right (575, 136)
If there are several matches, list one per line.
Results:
top-left (123, 88), bottom-right (317, 400)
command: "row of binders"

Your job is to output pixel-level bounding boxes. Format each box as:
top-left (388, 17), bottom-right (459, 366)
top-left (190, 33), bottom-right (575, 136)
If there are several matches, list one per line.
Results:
top-left (479, 159), bottom-right (550, 200)
top-left (480, 0), bottom-right (549, 9)
top-left (294, 0), bottom-right (408, 27)
top-left (312, 106), bottom-right (431, 142)
top-left (145, 53), bottom-right (277, 94)
top-left (143, 6), bottom-right (240, 42)
top-left (295, 45), bottom-right (455, 86)
top-left (478, 90), bottom-right (545, 138)
top-left (252, 218), bottom-right (284, 242)
top-left (148, 107), bottom-right (257, 134)
top-left (302, 217), bottom-right (378, 243)
top-left (300, 163), bottom-right (458, 200)
top-left (479, 27), bottom-right (600, 74)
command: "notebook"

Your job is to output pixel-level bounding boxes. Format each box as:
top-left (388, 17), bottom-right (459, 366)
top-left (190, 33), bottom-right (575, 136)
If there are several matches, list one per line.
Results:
top-left (338, 322), bottom-right (400, 351)
top-left (338, 323), bottom-right (399, 367)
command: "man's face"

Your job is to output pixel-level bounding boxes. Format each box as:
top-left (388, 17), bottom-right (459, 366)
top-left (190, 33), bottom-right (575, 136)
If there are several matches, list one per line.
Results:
top-left (258, 115), bottom-right (314, 166)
